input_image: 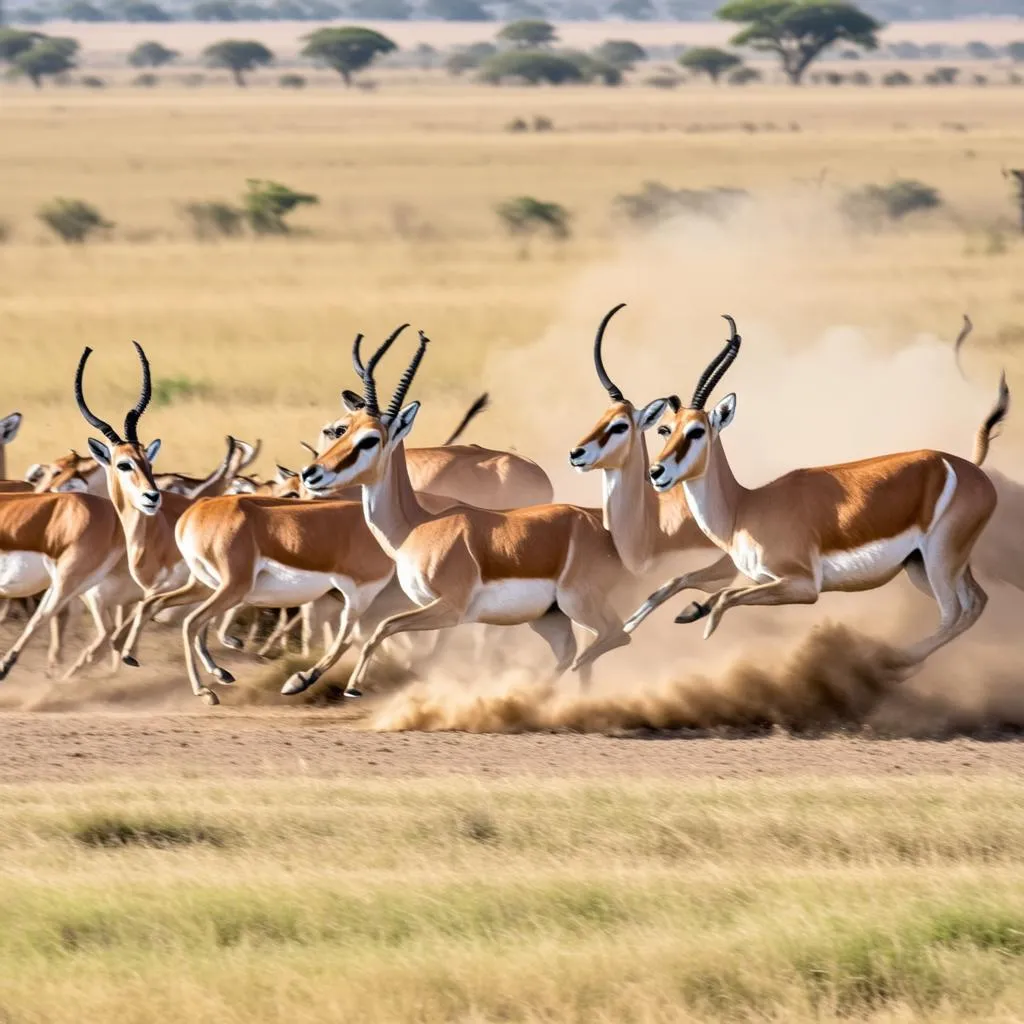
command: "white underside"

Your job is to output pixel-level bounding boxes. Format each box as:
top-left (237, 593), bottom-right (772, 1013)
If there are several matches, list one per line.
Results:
top-left (0, 551), bottom-right (53, 598)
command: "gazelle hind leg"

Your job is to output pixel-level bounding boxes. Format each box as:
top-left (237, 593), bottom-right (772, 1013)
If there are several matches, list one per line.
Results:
top-left (0, 576), bottom-right (79, 680)
top-left (182, 581), bottom-right (250, 703)
top-left (61, 591), bottom-right (115, 681)
top-left (118, 576), bottom-right (209, 667)
top-left (692, 575), bottom-right (819, 640)
top-left (528, 609), bottom-right (578, 682)
top-left (560, 589), bottom-right (629, 680)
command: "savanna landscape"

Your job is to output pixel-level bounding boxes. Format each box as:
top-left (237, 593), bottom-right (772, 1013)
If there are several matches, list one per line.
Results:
top-left (3, 4), bottom-right (1024, 1020)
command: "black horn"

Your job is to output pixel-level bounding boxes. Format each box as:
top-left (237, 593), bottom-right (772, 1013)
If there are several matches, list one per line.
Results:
top-left (74, 347), bottom-right (122, 446)
top-left (123, 340), bottom-right (152, 444)
top-left (691, 315), bottom-right (742, 410)
top-left (351, 332), bottom-right (366, 380)
top-left (593, 303), bottom-right (626, 402)
top-left (362, 323), bottom-right (410, 415)
top-left (384, 330), bottom-right (430, 423)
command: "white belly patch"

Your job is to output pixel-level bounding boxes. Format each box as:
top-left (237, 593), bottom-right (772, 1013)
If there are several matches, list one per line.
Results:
top-left (248, 558), bottom-right (339, 608)
top-left (819, 530), bottom-right (921, 590)
top-left (0, 551), bottom-right (52, 598)
top-left (467, 578), bottom-right (557, 625)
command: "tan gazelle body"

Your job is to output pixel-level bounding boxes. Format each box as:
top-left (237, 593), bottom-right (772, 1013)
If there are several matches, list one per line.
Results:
top-left (632, 316), bottom-right (1009, 666)
top-left (299, 326), bottom-right (631, 697)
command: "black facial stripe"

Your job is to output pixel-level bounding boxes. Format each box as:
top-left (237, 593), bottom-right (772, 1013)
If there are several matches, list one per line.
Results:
top-left (598, 422), bottom-right (629, 448)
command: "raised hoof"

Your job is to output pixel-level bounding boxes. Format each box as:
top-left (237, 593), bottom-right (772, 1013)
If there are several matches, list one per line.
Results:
top-left (122, 654), bottom-right (140, 668)
top-left (199, 689), bottom-right (220, 706)
top-left (343, 687), bottom-right (362, 699)
top-left (0, 654), bottom-right (18, 680)
top-left (675, 602), bottom-right (710, 625)
top-left (222, 635), bottom-right (244, 651)
top-left (213, 667), bottom-right (236, 685)
top-left (281, 672), bottom-right (315, 696)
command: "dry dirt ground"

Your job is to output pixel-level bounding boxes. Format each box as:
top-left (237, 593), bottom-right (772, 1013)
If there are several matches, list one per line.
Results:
top-left (3, 705), bottom-right (1023, 784)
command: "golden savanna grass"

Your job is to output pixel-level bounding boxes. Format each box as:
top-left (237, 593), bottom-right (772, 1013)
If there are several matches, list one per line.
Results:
top-left (2, 83), bottom-right (1024, 477)
top-left (0, 775), bottom-right (1023, 1023)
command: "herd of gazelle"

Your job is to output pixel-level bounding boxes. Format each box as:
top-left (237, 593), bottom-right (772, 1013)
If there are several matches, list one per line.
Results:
top-left (0, 310), bottom-right (1009, 704)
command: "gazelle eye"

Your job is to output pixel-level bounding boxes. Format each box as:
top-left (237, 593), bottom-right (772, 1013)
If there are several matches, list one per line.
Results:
top-left (688, 427), bottom-right (706, 441)
top-left (116, 461), bottom-right (133, 472)
top-left (357, 436), bottom-right (380, 452)
top-left (657, 426), bottom-right (671, 437)
top-left (607, 423), bottom-right (629, 435)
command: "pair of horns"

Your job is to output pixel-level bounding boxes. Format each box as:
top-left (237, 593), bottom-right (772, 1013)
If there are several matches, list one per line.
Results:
top-left (591, 304), bottom-right (741, 411)
top-left (351, 323), bottom-right (429, 423)
top-left (74, 341), bottom-right (152, 446)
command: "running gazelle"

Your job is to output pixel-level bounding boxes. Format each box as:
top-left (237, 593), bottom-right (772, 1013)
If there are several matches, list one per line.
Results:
top-left (301, 326), bottom-right (631, 695)
top-left (631, 316), bottom-right (1009, 665)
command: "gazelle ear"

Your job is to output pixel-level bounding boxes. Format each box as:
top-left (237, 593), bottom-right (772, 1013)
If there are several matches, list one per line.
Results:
top-left (0, 412), bottom-right (22, 444)
top-left (87, 438), bottom-right (111, 466)
top-left (388, 402), bottom-right (420, 445)
top-left (275, 464), bottom-right (295, 483)
top-left (341, 390), bottom-right (365, 413)
top-left (635, 398), bottom-right (669, 432)
top-left (710, 393), bottom-right (737, 434)
top-left (145, 439), bottom-right (161, 463)
top-left (24, 463), bottom-right (44, 485)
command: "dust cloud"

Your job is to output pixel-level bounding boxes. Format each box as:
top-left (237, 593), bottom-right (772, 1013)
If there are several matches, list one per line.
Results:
top-left (373, 192), bottom-right (1024, 737)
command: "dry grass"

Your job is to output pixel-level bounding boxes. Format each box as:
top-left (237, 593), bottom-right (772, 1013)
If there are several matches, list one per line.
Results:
top-left (1, 85), bottom-right (1023, 478)
top-left (0, 774), bottom-right (1021, 1023)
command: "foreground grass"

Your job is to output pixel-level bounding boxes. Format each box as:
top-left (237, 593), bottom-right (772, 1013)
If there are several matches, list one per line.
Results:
top-left (0, 775), bottom-right (1022, 1022)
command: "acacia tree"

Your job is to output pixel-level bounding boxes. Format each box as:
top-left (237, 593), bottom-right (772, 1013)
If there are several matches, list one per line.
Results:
top-left (679, 45), bottom-right (741, 81)
top-left (14, 36), bottom-right (78, 86)
top-left (593, 38), bottom-right (647, 69)
top-left (0, 27), bottom-right (43, 61)
top-left (497, 18), bottom-right (556, 48)
top-left (127, 39), bottom-right (178, 66)
top-left (301, 26), bottom-right (396, 87)
top-left (717, 0), bottom-right (882, 85)
top-left (202, 39), bottom-right (273, 86)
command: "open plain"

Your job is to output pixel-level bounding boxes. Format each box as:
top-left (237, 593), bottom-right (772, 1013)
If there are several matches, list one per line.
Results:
top-left (3, 32), bottom-right (1024, 1020)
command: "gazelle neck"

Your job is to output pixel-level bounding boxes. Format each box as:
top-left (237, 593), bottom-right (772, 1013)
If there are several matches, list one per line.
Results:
top-left (109, 485), bottom-right (173, 587)
top-left (681, 437), bottom-right (745, 548)
top-left (602, 435), bottom-right (661, 573)
top-left (362, 441), bottom-right (430, 558)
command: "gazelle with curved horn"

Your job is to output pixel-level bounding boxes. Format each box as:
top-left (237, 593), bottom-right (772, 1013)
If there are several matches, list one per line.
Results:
top-left (300, 326), bottom-right (631, 696)
top-left (316, 375), bottom-right (553, 509)
top-left (630, 316), bottom-right (1009, 665)
top-left (567, 303), bottom-right (737, 612)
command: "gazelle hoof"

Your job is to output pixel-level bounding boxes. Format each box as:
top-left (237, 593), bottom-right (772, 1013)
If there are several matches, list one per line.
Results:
top-left (221, 635), bottom-right (243, 651)
top-left (281, 672), bottom-right (314, 696)
top-left (675, 602), bottom-right (710, 625)
top-left (213, 667), bottom-right (235, 684)
top-left (343, 687), bottom-right (362, 698)
top-left (122, 655), bottom-right (139, 668)
top-left (0, 653), bottom-right (18, 680)
top-left (199, 689), bottom-right (220, 706)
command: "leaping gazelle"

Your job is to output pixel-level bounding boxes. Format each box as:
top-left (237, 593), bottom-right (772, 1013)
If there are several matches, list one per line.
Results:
top-left (300, 326), bottom-right (631, 695)
top-left (629, 316), bottom-right (1009, 665)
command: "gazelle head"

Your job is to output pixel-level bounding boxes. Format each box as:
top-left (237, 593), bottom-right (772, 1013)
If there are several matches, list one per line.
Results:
top-left (569, 303), bottom-right (672, 473)
top-left (300, 324), bottom-right (427, 496)
top-left (74, 342), bottom-right (163, 517)
top-left (29, 450), bottom-right (104, 494)
top-left (649, 316), bottom-right (741, 493)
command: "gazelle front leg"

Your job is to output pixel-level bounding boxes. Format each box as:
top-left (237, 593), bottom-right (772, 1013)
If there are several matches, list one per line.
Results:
top-left (676, 575), bottom-right (819, 639)
top-left (280, 598), bottom-right (354, 696)
top-left (624, 554), bottom-right (738, 634)
top-left (346, 598), bottom-right (465, 695)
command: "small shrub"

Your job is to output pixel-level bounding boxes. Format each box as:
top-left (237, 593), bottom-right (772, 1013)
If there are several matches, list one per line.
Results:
top-left (279, 72), bottom-right (306, 88)
top-left (72, 813), bottom-right (229, 848)
top-left (882, 70), bottom-right (912, 86)
top-left (80, 74), bottom-right (105, 88)
top-left (37, 198), bottom-right (112, 243)
top-left (823, 70), bottom-right (843, 86)
top-left (849, 70), bottom-right (871, 85)
top-left (924, 66), bottom-right (959, 85)
top-left (182, 200), bottom-right (244, 240)
top-left (533, 114), bottom-right (553, 131)
top-left (974, 74), bottom-right (988, 86)
top-left (495, 195), bottom-right (570, 257)
top-left (132, 71), bottom-right (159, 86)
top-left (644, 70), bottom-right (681, 88)
top-left (613, 181), bottom-right (747, 227)
top-left (728, 66), bottom-right (761, 85)
top-left (180, 72), bottom-right (205, 86)
top-left (841, 179), bottom-right (943, 227)
top-left (153, 376), bottom-right (213, 406)
top-left (505, 116), bottom-right (529, 132)
top-left (243, 179), bottom-right (319, 236)
top-left (0, 220), bottom-right (11, 244)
